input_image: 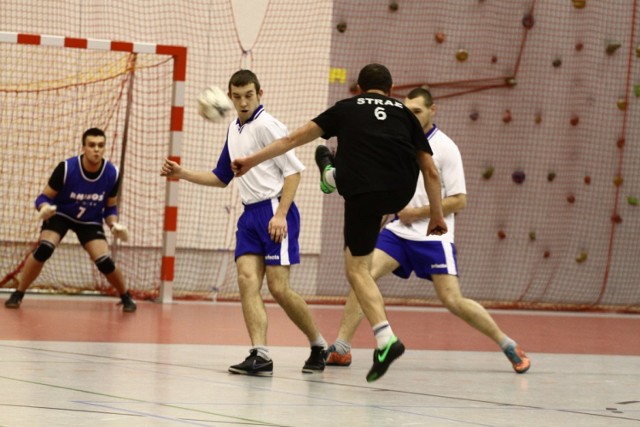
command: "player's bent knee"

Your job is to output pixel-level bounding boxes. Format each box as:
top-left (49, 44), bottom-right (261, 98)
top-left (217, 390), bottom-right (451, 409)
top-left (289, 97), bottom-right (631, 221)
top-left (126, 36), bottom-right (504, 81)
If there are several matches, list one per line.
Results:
top-left (33, 241), bottom-right (55, 262)
top-left (95, 255), bottom-right (116, 275)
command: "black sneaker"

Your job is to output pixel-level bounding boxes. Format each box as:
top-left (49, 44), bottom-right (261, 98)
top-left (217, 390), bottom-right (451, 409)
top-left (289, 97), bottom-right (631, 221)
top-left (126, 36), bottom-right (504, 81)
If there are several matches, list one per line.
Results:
top-left (314, 145), bottom-right (336, 194)
top-left (302, 346), bottom-right (326, 373)
top-left (366, 336), bottom-right (405, 382)
top-left (5, 291), bottom-right (24, 309)
top-left (229, 349), bottom-right (273, 376)
top-left (119, 292), bottom-right (137, 313)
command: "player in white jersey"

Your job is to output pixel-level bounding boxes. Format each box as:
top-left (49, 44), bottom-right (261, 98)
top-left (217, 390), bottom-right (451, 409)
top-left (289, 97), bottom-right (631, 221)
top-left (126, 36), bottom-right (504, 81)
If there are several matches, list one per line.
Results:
top-left (4, 127), bottom-right (136, 312)
top-left (161, 70), bottom-right (327, 376)
top-left (323, 87), bottom-right (531, 374)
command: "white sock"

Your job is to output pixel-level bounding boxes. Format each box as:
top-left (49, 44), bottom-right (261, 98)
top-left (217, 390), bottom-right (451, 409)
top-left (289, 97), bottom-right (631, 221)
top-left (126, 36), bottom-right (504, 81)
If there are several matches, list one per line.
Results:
top-left (254, 346), bottom-right (271, 361)
top-left (499, 336), bottom-right (516, 351)
top-left (373, 321), bottom-right (394, 349)
top-left (311, 335), bottom-right (328, 350)
top-left (333, 339), bottom-right (351, 355)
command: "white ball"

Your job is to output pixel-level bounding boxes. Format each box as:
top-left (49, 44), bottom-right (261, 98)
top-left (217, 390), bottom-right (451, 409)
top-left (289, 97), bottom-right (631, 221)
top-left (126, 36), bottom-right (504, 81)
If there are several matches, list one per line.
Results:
top-left (197, 86), bottom-right (233, 122)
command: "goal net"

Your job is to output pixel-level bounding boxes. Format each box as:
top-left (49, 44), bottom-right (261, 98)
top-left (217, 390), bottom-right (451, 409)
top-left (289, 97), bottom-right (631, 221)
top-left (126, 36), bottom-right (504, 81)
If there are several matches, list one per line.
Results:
top-left (0, 33), bottom-right (183, 300)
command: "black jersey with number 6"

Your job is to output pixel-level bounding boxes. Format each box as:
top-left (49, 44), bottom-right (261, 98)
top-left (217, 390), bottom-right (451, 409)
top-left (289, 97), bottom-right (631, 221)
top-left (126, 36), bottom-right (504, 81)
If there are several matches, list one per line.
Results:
top-left (312, 93), bottom-right (432, 198)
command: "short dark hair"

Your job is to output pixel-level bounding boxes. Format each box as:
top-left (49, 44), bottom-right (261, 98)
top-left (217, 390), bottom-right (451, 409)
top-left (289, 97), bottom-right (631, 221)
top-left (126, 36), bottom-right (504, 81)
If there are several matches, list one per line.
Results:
top-left (82, 128), bottom-right (106, 145)
top-left (228, 69), bottom-right (261, 93)
top-left (406, 87), bottom-right (434, 107)
top-left (357, 63), bottom-right (393, 93)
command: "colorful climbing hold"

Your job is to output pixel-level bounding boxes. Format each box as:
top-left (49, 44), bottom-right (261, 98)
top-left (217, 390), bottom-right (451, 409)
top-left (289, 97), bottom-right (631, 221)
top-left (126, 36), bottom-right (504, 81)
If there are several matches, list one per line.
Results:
top-left (575, 251), bottom-right (588, 263)
top-left (512, 170), bottom-right (525, 184)
top-left (535, 112), bottom-right (543, 124)
top-left (522, 13), bottom-right (534, 29)
top-left (456, 49), bottom-right (469, 62)
top-left (606, 42), bottom-right (622, 55)
top-left (572, 0), bottom-right (586, 9)
top-left (617, 99), bottom-right (627, 111)
top-left (482, 166), bottom-right (495, 180)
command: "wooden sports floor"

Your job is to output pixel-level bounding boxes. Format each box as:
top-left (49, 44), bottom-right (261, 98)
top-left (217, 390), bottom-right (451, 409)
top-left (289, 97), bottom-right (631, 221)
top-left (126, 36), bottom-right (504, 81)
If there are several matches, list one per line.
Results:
top-left (1, 294), bottom-right (639, 426)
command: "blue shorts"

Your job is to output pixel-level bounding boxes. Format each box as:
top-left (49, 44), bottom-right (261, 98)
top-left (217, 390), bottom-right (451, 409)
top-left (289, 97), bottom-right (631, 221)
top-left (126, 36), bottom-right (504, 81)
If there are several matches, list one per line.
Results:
top-left (375, 228), bottom-right (458, 281)
top-left (235, 198), bottom-right (300, 266)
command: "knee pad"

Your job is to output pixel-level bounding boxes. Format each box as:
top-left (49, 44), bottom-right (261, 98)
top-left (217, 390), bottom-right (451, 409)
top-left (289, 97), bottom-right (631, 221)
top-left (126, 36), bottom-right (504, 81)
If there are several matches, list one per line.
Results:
top-left (33, 241), bottom-right (55, 262)
top-left (95, 255), bottom-right (116, 275)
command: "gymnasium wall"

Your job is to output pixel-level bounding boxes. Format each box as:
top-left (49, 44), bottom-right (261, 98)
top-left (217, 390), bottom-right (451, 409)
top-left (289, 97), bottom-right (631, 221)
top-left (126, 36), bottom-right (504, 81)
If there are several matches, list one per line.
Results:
top-left (1, 0), bottom-right (638, 310)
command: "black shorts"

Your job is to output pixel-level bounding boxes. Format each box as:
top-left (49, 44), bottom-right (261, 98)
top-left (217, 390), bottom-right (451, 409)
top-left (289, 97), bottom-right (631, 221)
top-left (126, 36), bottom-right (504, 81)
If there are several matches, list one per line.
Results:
top-left (42, 215), bottom-right (107, 245)
top-left (343, 188), bottom-right (414, 256)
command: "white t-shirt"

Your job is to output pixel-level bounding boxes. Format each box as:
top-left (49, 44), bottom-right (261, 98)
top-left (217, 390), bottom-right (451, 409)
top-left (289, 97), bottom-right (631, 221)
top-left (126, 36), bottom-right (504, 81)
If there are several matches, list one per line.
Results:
top-left (385, 125), bottom-right (466, 242)
top-left (215, 105), bottom-right (305, 205)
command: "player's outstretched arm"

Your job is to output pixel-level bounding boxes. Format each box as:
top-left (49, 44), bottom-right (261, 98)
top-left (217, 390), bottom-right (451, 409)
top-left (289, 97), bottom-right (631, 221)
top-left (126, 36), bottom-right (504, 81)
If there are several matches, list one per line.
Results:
top-left (232, 121), bottom-right (323, 177)
top-left (417, 151), bottom-right (447, 235)
top-left (161, 158), bottom-right (225, 187)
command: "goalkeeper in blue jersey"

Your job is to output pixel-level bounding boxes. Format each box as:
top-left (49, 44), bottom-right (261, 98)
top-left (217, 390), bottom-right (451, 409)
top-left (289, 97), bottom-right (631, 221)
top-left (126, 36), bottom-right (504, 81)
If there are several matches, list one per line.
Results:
top-left (4, 128), bottom-right (137, 312)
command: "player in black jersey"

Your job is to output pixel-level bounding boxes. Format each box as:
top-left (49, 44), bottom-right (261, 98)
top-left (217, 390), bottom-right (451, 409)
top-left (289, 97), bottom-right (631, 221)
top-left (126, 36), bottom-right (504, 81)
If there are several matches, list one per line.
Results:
top-left (232, 64), bottom-right (447, 382)
top-left (4, 128), bottom-right (137, 312)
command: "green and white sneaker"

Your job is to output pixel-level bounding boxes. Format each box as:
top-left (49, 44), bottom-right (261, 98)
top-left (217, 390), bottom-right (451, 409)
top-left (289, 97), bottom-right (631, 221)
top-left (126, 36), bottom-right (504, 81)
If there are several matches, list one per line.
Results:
top-left (366, 336), bottom-right (405, 382)
top-left (314, 145), bottom-right (336, 194)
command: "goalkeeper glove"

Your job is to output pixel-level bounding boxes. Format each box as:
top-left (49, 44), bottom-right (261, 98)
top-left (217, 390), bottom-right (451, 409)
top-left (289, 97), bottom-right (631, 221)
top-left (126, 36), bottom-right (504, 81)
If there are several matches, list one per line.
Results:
top-left (38, 204), bottom-right (57, 221)
top-left (110, 222), bottom-right (129, 242)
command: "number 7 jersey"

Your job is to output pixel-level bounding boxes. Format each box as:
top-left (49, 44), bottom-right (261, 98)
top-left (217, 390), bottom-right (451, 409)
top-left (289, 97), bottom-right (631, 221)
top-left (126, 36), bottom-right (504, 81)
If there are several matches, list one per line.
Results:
top-left (53, 156), bottom-right (119, 225)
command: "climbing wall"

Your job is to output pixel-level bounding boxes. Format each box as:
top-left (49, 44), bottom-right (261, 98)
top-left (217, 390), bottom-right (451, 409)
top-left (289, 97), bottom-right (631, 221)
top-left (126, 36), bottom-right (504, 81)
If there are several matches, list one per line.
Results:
top-left (317, 0), bottom-right (640, 311)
